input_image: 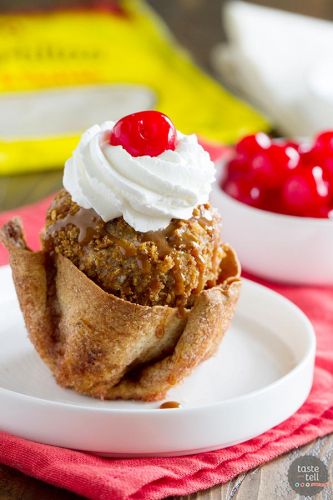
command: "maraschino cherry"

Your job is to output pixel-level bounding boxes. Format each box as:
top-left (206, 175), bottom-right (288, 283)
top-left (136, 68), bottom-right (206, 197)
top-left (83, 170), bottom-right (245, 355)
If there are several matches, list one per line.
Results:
top-left (250, 144), bottom-right (299, 189)
top-left (281, 166), bottom-right (330, 217)
top-left (110, 110), bottom-right (177, 157)
top-left (235, 132), bottom-right (271, 158)
top-left (221, 131), bottom-right (333, 219)
top-left (313, 130), bottom-right (333, 153)
top-left (222, 177), bottom-right (265, 208)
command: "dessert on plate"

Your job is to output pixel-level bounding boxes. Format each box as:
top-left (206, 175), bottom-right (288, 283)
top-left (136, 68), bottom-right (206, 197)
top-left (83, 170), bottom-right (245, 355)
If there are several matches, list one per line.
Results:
top-left (0, 111), bottom-right (241, 401)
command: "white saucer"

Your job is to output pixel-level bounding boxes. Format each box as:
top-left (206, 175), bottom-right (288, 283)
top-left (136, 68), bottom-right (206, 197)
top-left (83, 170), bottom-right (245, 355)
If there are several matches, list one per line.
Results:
top-left (0, 265), bottom-right (315, 457)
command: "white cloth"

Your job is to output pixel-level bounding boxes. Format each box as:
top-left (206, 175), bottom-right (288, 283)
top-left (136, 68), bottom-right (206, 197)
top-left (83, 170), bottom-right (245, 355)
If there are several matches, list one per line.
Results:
top-left (212, 1), bottom-right (333, 137)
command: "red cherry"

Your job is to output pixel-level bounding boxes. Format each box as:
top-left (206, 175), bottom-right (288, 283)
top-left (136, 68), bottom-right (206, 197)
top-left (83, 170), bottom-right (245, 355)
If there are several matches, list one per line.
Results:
top-left (281, 166), bottom-right (330, 217)
top-left (284, 140), bottom-right (300, 152)
top-left (314, 130), bottom-right (333, 153)
top-left (235, 133), bottom-right (271, 159)
top-left (299, 148), bottom-right (319, 167)
top-left (225, 157), bottom-right (250, 179)
top-left (249, 144), bottom-right (300, 189)
top-left (110, 111), bottom-right (176, 157)
top-left (261, 189), bottom-right (286, 214)
top-left (299, 148), bottom-right (333, 195)
top-left (222, 178), bottom-right (265, 208)
top-left (313, 205), bottom-right (333, 218)
top-left (322, 157), bottom-right (333, 186)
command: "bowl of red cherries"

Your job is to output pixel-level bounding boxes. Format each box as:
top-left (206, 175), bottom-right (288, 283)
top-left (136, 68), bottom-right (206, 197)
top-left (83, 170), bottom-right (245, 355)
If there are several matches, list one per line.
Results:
top-left (211, 130), bottom-right (333, 284)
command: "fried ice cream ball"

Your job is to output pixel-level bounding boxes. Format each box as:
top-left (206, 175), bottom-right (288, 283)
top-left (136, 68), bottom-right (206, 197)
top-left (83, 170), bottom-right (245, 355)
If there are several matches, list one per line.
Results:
top-left (42, 189), bottom-right (224, 308)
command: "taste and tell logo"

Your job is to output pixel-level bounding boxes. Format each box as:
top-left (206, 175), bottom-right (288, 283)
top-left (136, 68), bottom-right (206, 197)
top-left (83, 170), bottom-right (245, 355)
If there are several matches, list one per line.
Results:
top-left (288, 455), bottom-right (329, 496)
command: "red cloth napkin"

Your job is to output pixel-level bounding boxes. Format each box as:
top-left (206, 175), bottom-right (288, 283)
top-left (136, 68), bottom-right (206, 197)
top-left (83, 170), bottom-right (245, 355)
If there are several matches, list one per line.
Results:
top-left (0, 196), bottom-right (333, 500)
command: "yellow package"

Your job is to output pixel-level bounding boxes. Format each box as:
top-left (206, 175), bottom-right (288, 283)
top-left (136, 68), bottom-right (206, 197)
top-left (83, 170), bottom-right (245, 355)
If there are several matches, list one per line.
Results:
top-left (0, 0), bottom-right (268, 174)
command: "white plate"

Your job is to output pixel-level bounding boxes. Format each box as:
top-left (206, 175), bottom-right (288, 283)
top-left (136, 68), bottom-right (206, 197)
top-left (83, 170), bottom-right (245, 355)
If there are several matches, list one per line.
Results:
top-left (0, 265), bottom-right (315, 457)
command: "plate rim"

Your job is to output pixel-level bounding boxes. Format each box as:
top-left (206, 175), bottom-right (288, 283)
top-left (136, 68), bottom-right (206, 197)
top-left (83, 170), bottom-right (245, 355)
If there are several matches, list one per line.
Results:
top-left (0, 264), bottom-right (316, 415)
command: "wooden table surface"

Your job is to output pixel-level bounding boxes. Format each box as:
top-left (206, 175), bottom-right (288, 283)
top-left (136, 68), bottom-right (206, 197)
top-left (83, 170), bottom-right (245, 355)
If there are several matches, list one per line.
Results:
top-left (0, 1), bottom-right (332, 499)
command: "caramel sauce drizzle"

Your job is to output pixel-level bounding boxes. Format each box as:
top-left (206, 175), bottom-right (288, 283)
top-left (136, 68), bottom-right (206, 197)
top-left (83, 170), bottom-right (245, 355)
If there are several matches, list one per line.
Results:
top-left (45, 202), bottom-right (221, 312)
top-left (159, 401), bottom-right (181, 409)
top-left (142, 227), bottom-right (174, 258)
top-left (108, 235), bottom-right (137, 257)
top-left (45, 207), bottom-right (100, 248)
top-left (142, 204), bottom-right (219, 312)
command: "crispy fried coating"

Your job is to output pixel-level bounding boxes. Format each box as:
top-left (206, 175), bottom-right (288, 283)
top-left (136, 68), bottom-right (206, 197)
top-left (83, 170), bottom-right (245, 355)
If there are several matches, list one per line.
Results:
top-left (0, 219), bottom-right (241, 401)
top-left (42, 190), bottom-right (224, 308)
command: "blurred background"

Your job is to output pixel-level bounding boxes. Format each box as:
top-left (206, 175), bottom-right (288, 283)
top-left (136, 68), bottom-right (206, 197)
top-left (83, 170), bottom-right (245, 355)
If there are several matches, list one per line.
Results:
top-left (1, 0), bottom-right (333, 210)
top-left (1, 0), bottom-right (333, 77)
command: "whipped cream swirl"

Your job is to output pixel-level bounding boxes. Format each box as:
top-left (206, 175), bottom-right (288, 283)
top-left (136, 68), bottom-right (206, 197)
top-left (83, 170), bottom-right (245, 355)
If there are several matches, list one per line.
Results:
top-left (63, 121), bottom-right (215, 232)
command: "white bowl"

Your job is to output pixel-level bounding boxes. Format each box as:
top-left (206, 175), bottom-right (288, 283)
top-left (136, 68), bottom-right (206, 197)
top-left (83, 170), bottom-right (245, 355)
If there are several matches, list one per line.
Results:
top-left (211, 176), bottom-right (333, 285)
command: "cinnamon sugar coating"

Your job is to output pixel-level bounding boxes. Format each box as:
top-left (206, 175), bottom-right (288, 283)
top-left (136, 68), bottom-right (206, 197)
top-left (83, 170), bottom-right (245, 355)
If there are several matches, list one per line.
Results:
top-left (0, 219), bottom-right (241, 401)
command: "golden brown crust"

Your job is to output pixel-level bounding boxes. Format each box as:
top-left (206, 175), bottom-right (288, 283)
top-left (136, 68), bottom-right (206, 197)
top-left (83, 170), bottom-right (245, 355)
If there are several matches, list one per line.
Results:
top-left (0, 219), bottom-right (57, 371)
top-left (42, 190), bottom-right (224, 309)
top-left (107, 280), bottom-right (241, 401)
top-left (1, 219), bottom-right (241, 401)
